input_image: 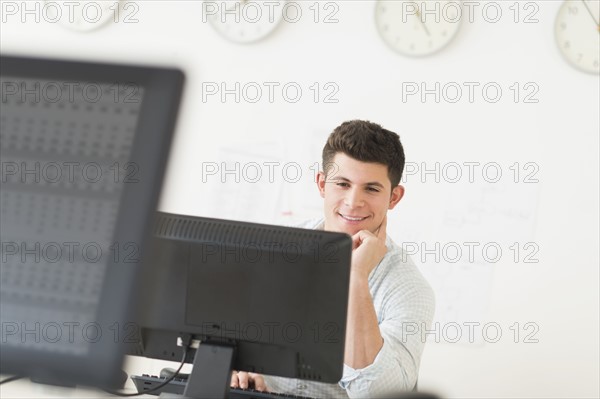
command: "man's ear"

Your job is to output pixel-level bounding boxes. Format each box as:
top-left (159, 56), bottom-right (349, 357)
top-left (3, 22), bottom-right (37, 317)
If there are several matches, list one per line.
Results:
top-left (316, 171), bottom-right (326, 198)
top-left (388, 185), bottom-right (405, 210)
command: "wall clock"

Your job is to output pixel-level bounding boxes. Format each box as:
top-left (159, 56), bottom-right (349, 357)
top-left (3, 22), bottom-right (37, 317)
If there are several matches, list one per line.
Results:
top-left (204, 0), bottom-right (285, 44)
top-left (555, 0), bottom-right (600, 74)
top-left (375, 0), bottom-right (462, 57)
top-left (45, 0), bottom-right (120, 32)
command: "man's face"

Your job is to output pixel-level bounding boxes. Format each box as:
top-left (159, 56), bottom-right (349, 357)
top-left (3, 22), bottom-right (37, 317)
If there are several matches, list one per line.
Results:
top-left (317, 153), bottom-right (404, 236)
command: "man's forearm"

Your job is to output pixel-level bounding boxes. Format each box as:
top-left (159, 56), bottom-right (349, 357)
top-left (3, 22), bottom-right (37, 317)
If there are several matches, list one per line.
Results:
top-left (344, 273), bottom-right (383, 369)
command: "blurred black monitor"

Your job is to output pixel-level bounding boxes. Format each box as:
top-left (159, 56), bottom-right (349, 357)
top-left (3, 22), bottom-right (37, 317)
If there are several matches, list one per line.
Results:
top-left (131, 211), bottom-right (353, 398)
top-left (0, 55), bottom-right (184, 388)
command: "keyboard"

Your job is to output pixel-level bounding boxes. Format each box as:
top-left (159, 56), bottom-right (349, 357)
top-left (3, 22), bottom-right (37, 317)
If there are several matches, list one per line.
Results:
top-left (131, 374), bottom-right (316, 399)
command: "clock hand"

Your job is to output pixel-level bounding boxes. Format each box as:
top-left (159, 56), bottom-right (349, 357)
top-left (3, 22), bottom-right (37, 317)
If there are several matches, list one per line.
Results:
top-left (415, 6), bottom-right (431, 36)
top-left (581, 0), bottom-right (600, 31)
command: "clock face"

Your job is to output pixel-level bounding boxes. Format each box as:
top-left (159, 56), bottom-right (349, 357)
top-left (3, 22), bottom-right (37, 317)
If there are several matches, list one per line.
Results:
top-left (555, 0), bottom-right (600, 74)
top-left (45, 0), bottom-right (120, 32)
top-left (205, 0), bottom-right (285, 44)
top-left (375, 0), bottom-right (462, 57)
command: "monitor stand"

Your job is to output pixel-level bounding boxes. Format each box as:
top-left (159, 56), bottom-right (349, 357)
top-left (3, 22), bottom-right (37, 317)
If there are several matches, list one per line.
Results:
top-left (159, 342), bottom-right (235, 399)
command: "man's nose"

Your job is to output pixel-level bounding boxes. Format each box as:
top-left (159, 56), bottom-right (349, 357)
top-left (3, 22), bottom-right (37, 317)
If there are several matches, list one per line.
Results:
top-left (344, 188), bottom-right (365, 208)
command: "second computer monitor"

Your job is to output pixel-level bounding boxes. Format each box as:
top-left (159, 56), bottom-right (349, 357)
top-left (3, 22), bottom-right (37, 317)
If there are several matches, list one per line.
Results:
top-left (134, 211), bottom-right (353, 397)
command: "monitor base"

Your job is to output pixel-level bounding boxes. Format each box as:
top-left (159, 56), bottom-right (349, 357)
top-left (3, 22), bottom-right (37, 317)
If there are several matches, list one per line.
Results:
top-left (183, 342), bottom-right (235, 399)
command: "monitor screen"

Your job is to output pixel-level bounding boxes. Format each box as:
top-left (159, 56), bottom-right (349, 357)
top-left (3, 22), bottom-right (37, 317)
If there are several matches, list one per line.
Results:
top-left (0, 55), bottom-right (184, 388)
top-left (131, 211), bottom-right (352, 398)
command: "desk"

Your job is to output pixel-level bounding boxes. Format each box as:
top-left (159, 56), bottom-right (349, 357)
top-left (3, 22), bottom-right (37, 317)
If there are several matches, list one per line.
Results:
top-left (0, 356), bottom-right (183, 399)
top-left (0, 378), bottom-right (141, 398)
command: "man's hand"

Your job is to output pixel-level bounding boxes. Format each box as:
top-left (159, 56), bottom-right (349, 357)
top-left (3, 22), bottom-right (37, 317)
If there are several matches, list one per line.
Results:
top-left (344, 215), bottom-right (387, 368)
top-left (230, 371), bottom-right (268, 392)
top-left (350, 215), bottom-right (388, 279)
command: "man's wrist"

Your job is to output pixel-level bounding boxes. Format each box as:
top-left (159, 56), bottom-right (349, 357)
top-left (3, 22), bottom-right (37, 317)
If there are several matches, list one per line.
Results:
top-left (349, 270), bottom-right (370, 286)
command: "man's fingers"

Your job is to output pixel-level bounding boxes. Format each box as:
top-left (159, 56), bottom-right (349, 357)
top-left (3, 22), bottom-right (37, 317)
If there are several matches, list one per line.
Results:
top-left (248, 373), bottom-right (268, 392)
top-left (237, 371), bottom-right (249, 389)
top-left (231, 371), bottom-right (268, 392)
top-left (351, 232), bottom-right (362, 249)
top-left (352, 230), bottom-right (373, 249)
top-left (230, 371), bottom-right (240, 388)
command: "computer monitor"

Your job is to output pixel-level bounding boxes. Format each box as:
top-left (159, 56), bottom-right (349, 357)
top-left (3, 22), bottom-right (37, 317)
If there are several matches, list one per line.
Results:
top-left (0, 55), bottom-right (184, 388)
top-left (131, 211), bottom-right (353, 398)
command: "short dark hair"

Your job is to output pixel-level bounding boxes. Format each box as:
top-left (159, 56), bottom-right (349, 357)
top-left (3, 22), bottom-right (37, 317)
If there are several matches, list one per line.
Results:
top-left (322, 120), bottom-right (405, 188)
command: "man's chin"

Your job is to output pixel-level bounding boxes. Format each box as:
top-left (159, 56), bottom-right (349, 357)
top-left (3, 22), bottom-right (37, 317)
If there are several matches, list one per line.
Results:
top-left (333, 222), bottom-right (366, 236)
top-left (325, 216), bottom-right (372, 235)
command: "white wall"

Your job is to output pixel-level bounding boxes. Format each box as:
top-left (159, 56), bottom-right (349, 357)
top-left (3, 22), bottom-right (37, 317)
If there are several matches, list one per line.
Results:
top-left (2, 1), bottom-right (598, 398)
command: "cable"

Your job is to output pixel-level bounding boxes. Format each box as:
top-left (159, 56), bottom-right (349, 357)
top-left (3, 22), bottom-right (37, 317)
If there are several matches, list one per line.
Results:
top-left (0, 375), bottom-right (23, 385)
top-left (104, 335), bottom-right (192, 397)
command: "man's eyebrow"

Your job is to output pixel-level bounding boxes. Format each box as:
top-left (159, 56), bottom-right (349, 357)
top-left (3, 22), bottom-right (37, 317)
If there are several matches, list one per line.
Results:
top-left (330, 176), bottom-right (385, 188)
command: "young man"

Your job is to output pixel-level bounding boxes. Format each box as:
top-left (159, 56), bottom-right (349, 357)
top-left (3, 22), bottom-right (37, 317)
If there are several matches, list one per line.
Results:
top-left (231, 120), bottom-right (435, 398)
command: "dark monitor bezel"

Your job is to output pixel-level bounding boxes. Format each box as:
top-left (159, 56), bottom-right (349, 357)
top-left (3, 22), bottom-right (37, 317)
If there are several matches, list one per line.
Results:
top-left (0, 55), bottom-right (184, 387)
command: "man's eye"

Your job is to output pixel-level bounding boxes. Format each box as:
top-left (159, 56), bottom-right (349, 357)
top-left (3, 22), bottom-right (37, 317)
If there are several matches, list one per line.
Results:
top-left (336, 182), bottom-right (349, 187)
top-left (367, 187), bottom-right (380, 192)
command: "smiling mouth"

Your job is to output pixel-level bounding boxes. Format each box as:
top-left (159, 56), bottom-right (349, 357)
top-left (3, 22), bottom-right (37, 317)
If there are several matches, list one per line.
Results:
top-left (338, 213), bottom-right (368, 222)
